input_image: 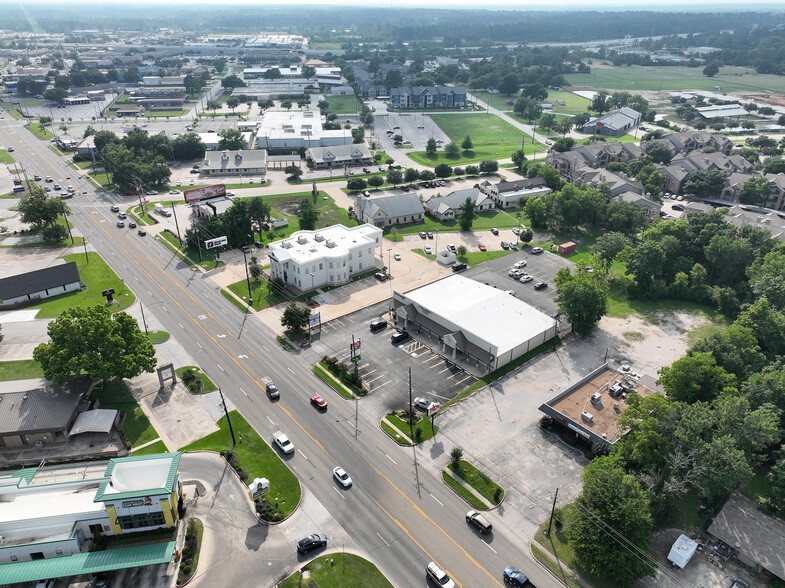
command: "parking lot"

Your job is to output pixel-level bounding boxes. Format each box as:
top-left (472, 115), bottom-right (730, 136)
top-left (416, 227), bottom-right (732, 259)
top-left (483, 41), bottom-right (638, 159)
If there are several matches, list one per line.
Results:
top-left (312, 300), bottom-right (476, 413)
top-left (463, 244), bottom-right (577, 318)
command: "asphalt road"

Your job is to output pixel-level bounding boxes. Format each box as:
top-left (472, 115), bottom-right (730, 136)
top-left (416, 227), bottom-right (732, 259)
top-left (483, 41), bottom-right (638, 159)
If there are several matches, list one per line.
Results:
top-left (0, 114), bottom-right (561, 588)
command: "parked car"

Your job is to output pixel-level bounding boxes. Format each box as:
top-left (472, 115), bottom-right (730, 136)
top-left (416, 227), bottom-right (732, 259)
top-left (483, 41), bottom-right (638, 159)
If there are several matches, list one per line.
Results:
top-left (447, 243), bottom-right (456, 253)
top-left (333, 466), bottom-right (352, 488)
top-left (370, 319), bottom-right (387, 332)
top-left (92, 571), bottom-right (113, 588)
top-left (509, 269), bottom-right (523, 277)
top-left (500, 241), bottom-right (510, 250)
top-left (530, 246), bottom-right (544, 254)
top-left (272, 430), bottom-right (294, 454)
top-left (452, 262), bottom-right (467, 272)
top-left (426, 562), bottom-right (455, 588)
top-left (672, 204), bottom-right (685, 211)
top-left (419, 231), bottom-right (427, 239)
top-left (466, 510), bottom-right (493, 534)
top-left (427, 232), bottom-right (434, 239)
top-left (391, 331), bottom-right (410, 345)
top-left (310, 394), bottom-right (327, 409)
top-left (503, 566), bottom-right (529, 587)
top-left (534, 281), bottom-right (548, 290)
top-left (519, 275), bottom-right (533, 283)
top-left (511, 227), bottom-right (520, 235)
top-left (297, 533), bottom-right (327, 554)
top-left (490, 227), bottom-right (499, 235)
top-left (394, 252), bottom-right (401, 261)
top-left (514, 260), bottom-right (527, 268)
top-left (424, 245), bottom-right (433, 254)
top-left (374, 272), bottom-right (387, 282)
top-left (731, 579), bottom-right (750, 588)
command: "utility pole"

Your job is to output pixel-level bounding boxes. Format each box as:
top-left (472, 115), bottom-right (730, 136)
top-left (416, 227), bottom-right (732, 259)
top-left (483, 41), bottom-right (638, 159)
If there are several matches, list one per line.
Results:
top-left (218, 387), bottom-right (237, 447)
top-left (171, 201), bottom-right (182, 243)
top-left (140, 301), bottom-right (148, 335)
top-left (546, 488), bottom-right (559, 536)
top-left (408, 367), bottom-right (413, 441)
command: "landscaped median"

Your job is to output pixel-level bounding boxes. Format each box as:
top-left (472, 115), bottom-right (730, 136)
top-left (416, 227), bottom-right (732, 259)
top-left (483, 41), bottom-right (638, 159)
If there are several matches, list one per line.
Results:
top-left (279, 553), bottom-right (394, 588)
top-left (180, 410), bottom-right (301, 522)
top-left (442, 451), bottom-right (504, 510)
top-left (380, 411), bottom-right (438, 446)
top-left (313, 361), bottom-right (359, 399)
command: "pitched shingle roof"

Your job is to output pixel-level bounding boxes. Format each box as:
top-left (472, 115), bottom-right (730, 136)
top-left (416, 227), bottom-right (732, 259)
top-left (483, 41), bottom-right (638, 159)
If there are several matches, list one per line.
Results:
top-left (0, 261), bottom-right (80, 301)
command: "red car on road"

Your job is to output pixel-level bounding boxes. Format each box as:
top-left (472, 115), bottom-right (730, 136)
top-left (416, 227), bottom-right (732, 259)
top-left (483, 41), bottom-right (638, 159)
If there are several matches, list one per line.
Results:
top-left (478, 243), bottom-right (486, 251)
top-left (310, 394), bottom-right (328, 409)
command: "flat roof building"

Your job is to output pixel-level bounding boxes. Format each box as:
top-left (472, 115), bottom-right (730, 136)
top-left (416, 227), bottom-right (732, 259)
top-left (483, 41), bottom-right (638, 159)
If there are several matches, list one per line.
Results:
top-left (201, 149), bottom-right (266, 177)
top-left (267, 224), bottom-right (383, 291)
top-left (393, 275), bottom-right (557, 372)
top-left (538, 364), bottom-right (659, 447)
top-left (256, 110), bottom-right (352, 150)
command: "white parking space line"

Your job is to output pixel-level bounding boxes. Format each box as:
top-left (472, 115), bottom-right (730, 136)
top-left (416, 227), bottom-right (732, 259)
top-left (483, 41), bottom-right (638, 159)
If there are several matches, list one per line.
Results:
top-left (371, 379), bottom-right (392, 391)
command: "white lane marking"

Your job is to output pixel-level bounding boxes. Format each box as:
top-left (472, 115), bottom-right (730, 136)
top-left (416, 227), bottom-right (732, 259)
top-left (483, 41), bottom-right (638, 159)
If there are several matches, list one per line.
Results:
top-left (297, 449), bottom-right (308, 460)
top-left (217, 364), bottom-right (225, 371)
top-left (217, 334), bottom-right (226, 338)
top-left (162, 306), bottom-right (167, 312)
top-left (262, 345), bottom-right (270, 352)
top-left (483, 541), bottom-right (497, 554)
top-left (197, 342), bottom-right (203, 350)
top-left (333, 487), bottom-right (345, 500)
top-left (287, 367), bottom-right (295, 374)
top-left (240, 388), bottom-right (248, 397)
top-left (238, 354), bottom-right (248, 359)
top-left (377, 533), bottom-right (390, 547)
top-left (266, 416), bottom-right (275, 425)
top-left (178, 323), bottom-right (184, 329)
top-left (429, 492), bottom-right (444, 507)
top-left (385, 454), bottom-right (397, 465)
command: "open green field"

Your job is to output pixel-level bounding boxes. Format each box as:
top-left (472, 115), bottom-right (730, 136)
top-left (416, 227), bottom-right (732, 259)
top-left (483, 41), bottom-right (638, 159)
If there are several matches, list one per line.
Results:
top-left (547, 90), bottom-right (592, 115)
top-left (469, 91), bottom-right (516, 112)
top-left (24, 123), bottom-right (55, 141)
top-left (280, 553), bottom-right (394, 588)
top-left (565, 64), bottom-right (785, 95)
top-left (181, 410), bottom-right (301, 518)
top-left (407, 113), bottom-right (543, 166)
top-left (0, 150), bottom-right (15, 164)
top-left (324, 94), bottom-right (359, 115)
top-left (31, 252), bottom-right (136, 318)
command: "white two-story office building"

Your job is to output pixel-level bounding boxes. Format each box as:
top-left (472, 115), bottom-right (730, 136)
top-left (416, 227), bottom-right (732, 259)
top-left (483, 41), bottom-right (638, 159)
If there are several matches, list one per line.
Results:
top-left (267, 224), bottom-right (383, 291)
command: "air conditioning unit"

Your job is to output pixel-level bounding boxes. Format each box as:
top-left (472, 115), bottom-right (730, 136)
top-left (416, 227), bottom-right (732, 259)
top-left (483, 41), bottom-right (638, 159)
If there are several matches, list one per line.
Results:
top-left (581, 411), bottom-right (594, 423)
top-left (590, 392), bottom-right (602, 406)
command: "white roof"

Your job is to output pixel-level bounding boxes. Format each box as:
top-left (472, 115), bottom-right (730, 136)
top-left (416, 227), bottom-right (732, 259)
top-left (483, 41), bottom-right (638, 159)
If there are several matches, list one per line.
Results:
top-left (668, 534), bottom-right (698, 568)
top-left (70, 409), bottom-right (118, 435)
top-left (268, 224), bottom-right (381, 264)
top-left (402, 275), bottom-right (555, 356)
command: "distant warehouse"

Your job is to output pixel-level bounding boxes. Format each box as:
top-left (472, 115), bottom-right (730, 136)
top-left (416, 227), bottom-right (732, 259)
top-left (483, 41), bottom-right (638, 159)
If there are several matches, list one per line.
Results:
top-left (393, 275), bottom-right (557, 372)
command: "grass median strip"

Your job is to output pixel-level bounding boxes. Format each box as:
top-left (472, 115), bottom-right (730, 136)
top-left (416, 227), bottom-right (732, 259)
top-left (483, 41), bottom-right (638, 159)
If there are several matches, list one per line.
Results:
top-left (447, 460), bottom-right (504, 506)
top-left (280, 553), bottom-right (394, 588)
top-left (381, 412), bottom-right (437, 446)
top-left (313, 363), bottom-right (356, 399)
top-left (180, 410), bottom-right (301, 521)
top-left (442, 470), bottom-right (487, 510)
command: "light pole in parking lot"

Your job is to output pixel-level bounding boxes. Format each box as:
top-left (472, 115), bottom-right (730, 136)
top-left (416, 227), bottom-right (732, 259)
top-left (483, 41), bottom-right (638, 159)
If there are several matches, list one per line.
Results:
top-left (387, 248), bottom-right (392, 278)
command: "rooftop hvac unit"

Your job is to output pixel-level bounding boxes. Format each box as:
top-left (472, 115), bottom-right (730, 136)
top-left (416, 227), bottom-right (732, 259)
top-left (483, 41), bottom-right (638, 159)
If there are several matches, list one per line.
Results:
top-left (613, 402), bottom-right (621, 413)
top-left (314, 233), bottom-right (325, 242)
top-left (297, 235), bottom-right (308, 244)
top-left (326, 240), bottom-right (336, 248)
top-left (590, 392), bottom-right (602, 406)
top-left (581, 411), bottom-right (594, 423)
top-left (281, 241), bottom-right (292, 249)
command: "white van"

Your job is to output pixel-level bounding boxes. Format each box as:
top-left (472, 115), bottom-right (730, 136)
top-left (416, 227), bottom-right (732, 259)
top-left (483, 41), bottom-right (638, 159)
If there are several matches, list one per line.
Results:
top-left (154, 203), bottom-right (164, 214)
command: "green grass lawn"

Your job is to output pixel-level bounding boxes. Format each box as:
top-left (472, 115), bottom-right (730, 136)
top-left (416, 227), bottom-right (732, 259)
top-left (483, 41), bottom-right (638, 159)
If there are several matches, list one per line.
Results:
top-left (31, 252), bottom-right (135, 318)
top-left (383, 207), bottom-right (529, 238)
top-left (147, 330), bottom-right (170, 344)
top-left (227, 277), bottom-right (302, 311)
top-left (382, 413), bottom-right (438, 445)
top-left (442, 470), bottom-right (487, 510)
top-left (132, 440), bottom-right (168, 456)
top-left (93, 380), bottom-right (159, 448)
top-left (324, 94), bottom-right (359, 115)
top-left (89, 171), bottom-right (112, 187)
top-left (279, 553), bottom-right (394, 588)
top-left (174, 365), bottom-right (217, 394)
top-left (180, 410), bottom-right (302, 518)
top-left (0, 359), bottom-right (44, 381)
top-left (741, 470), bottom-right (780, 515)
top-left (547, 90), bottom-right (592, 115)
top-left (406, 113), bottom-right (542, 166)
top-left (24, 123), bottom-right (55, 141)
top-left (0, 150), bottom-right (15, 164)
top-left (314, 362), bottom-right (360, 399)
top-left (469, 91), bottom-right (517, 112)
top-left (565, 64), bottom-right (785, 95)
top-left (461, 249), bottom-right (513, 266)
top-left (447, 460), bottom-right (503, 505)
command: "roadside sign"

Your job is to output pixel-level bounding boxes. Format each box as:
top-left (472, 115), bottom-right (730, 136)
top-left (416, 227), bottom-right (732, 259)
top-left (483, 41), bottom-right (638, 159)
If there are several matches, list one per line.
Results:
top-left (351, 355), bottom-right (361, 362)
top-left (205, 236), bottom-right (228, 249)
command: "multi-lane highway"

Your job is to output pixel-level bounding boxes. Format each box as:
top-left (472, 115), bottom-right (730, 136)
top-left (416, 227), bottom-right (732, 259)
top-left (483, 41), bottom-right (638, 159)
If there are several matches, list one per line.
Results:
top-left (0, 115), bottom-right (561, 588)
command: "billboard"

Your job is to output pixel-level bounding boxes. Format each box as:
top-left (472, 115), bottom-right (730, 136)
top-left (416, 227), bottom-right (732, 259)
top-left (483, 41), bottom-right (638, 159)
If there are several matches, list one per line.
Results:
top-left (184, 183), bottom-right (227, 203)
top-left (205, 236), bottom-right (228, 249)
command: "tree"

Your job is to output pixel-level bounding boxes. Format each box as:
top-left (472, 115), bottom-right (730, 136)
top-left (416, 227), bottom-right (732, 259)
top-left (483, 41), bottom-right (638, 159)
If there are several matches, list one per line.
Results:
top-left (461, 135), bottom-right (474, 151)
top-left (351, 127), bottom-right (365, 144)
top-left (554, 268), bottom-right (608, 336)
top-left (217, 129), bottom-right (246, 151)
top-left (592, 232), bottom-right (628, 262)
top-left (511, 149), bottom-right (527, 170)
top-left (519, 227), bottom-right (533, 245)
top-left (642, 141), bottom-right (674, 165)
top-left (302, 65), bottom-right (316, 79)
top-left (658, 352), bottom-right (737, 404)
top-left (33, 305), bottom-right (156, 387)
top-left (443, 142), bottom-right (460, 158)
top-left (465, 165), bottom-right (479, 176)
top-left (172, 133), bottom-right (206, 161)
top-left (703, 62), bottom-right (720, 77)
top-left (404, 168), bottom-right (419, 183)
top-left (281, 303), bottom-right (311, 335)
top-left (434, 163), bottom-right (453, 179)
top-left (386, 169), bottom-right (403, 186)
top-left (384, 69), bottom-right (404, 90)
top-left (479, 160), bottom-right (498, 174)
top-left (368, 176), bottom-right (384, 190)
top-left (450, 446), bottom-right (463, 467)
top-left (296, 197), bottom-right (318, 230)
top-left (347, 178), bottom-right (367, 192)
top-left (770, 448), bottom-right (785, 512)
top-left (498, 73), bottom-right (520, 95)
top-left (425, 138), bottom-right (437, 156)
top-left (18, 190), bottom-right (63, 232)
top-left (281, 100), bottom-right (293, 111)
top-left (553, 137), bottom-right (575, 152)
top-left (456, 245), bottom-right (468, 259)
top-left (513, 96), bottom-right (542, 122)
top-left (206, 100), bottom-right (221, 115)
top-left (740, 176), bottom-right (771, 205)
top-left (591, 91), bottom-right (610, 114)
top-left (522, 82), bottom-right (547, 101)
top-left (538, 113), bottom-right (556, 133)
top-left (458, 197), bottom-right (477, 232)
top-left (221, 74), bottom-right (245, 90)
top-left (566, 457), bottom-right (654, 586)
top-left (525, 197), bottom-right (547, 227)
top-left (285, 164), bottom-right (303, 183)
top-left (682, 169), bottom-right (728, 198)
top-left (44, 87), bottom-right (69, 104)
top-left (226, 96), bottom-right (240, 113)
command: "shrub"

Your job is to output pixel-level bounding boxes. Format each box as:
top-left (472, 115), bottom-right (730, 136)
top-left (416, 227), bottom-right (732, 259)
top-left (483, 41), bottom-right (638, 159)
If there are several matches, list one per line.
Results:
top-left (450, 446), bottom-right (463, 467)
top-left (415, 427), bottom-right (423, 439)
top-left (494, 487), bottom-right (503, 503)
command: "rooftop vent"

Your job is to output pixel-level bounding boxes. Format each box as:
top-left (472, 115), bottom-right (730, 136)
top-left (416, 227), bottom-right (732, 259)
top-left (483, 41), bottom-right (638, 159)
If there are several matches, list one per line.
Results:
top-left (326, 240), bottom-right (336, 248)
top-left (314, 233), bottom-right (325, 242)
top-left (581, 411), bottom-right (594, 423)
top-left (590, 392), bottom-right (603, 406)
top-left (281, 241), bottom-right (292, 249)
top-left (297, 235), bottom-right (308, 244)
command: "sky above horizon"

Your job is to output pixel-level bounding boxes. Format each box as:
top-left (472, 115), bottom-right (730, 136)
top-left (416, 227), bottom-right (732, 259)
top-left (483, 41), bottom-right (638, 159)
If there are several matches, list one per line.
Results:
top-left (4, 0), bottom-right (785, 7)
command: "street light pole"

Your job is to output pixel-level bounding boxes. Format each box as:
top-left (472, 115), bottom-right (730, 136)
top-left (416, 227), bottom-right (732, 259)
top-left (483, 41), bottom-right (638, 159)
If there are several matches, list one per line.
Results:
top-left (242, 248), bottom-right (253, 308)
top-left (387, 248), bottom-right (392, 278)
top-left (140, 301), bottom-right (149, 335)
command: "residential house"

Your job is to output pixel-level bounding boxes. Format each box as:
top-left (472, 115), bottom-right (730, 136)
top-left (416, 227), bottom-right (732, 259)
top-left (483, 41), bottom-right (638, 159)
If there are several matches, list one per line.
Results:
top-left (572, 168), bottom-right (644, 198)
top-left (721, 205), bottom-right (785, 240)
top-left (355, 193), bottom-right (425, 227)
top-left (478, 178), bottom-right (551, 208)
top-left (306, 144), bottom-right (372, 168)
top-left (389, 86), bottom-right (466, 109)
top-left (719, 172), bottom-right (756, 203)
top-left (765, 173), bottom-right (785, 210)
top-left (581, 108), bottom-right (640, 137)
top-left (652, 131), bottom-right (733, 157)
top-left (0, 262), bottom-right (81, 309)
top-left (423, 188), bottom-right (494, 221)
top-left (658, 151), bottom-right (754, 195)
top-left (614, 192), bottom-right (661, 220)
